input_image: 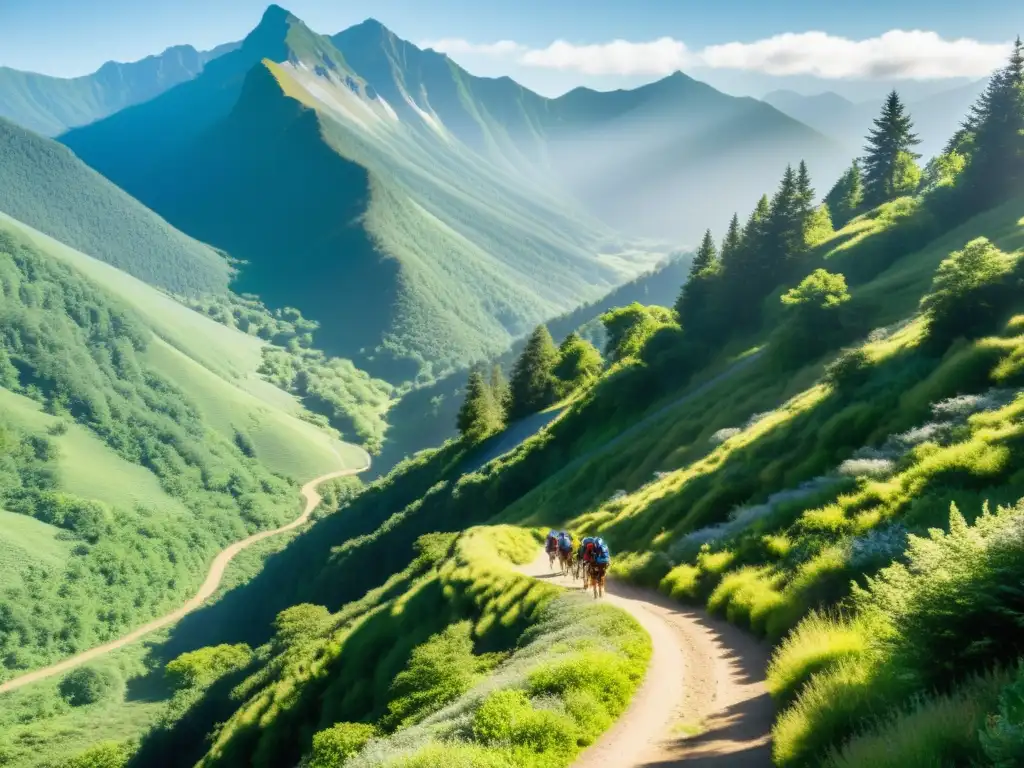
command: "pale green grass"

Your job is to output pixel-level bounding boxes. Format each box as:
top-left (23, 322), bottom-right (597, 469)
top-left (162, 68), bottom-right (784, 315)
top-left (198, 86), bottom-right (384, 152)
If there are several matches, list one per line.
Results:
top-left (0, 509), bottom-right (70, 580)
top-left (0, 387), bottom-right (189, 518)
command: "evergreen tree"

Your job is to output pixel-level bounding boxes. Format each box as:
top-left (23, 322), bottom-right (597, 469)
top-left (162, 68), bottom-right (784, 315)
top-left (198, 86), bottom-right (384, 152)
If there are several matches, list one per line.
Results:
top-left (456, 369), bottom-right (502, 442)
top-left (489, 363), bottom-right (510, 418)
top-left (720, 212), bottom-right (743, 270)
top-left (508, 325), bottom-right (559, 419)
top-left (675, 229), bottom-right (720, 332)
top-left (824, 161), bottom-right (863, 228)
top-left (959, 37), bottom-right (1024, 210)
top-left (796, 160), bottom-right (815, 224)
top-left (862, 90), bottom-right (921, 206)
top-left (765, 164), bottom-right (803, 270)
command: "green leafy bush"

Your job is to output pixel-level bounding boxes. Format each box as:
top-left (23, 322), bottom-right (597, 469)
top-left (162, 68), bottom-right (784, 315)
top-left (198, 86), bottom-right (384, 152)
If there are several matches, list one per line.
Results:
top-left (58, 667), bottom-right (116, 707)
top-left (980, 663), bottom-right (1024, 767)
top-left (62, 741), bottom-right (131, 768)
top-left (309, 722), bottom-right (378, 767)
top-left (165, 644), bottom-right (254, 690)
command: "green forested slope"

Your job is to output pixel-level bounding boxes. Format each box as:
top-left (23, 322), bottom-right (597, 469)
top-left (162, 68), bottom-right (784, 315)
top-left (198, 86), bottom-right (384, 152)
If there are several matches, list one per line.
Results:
top-left (0, 118), bottom-right (230, 296)
top-left (0, 213), bottom-right (367, 684)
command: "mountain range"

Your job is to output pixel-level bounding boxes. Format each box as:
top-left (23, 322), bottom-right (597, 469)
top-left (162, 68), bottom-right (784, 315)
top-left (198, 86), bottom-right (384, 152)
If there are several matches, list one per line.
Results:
top-left (0, 41), bottom-right (239, 136)
top-left (30, 5), bottom-right (850, 384)
top-left (762, 78), bottom-right (988, 162)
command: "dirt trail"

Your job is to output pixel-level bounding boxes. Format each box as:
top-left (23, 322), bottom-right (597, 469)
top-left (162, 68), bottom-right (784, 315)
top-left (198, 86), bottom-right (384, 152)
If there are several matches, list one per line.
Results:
top-left (0, 463), bottom-right (369, 695)
top-left (519, 551), bottom-right (774, 767)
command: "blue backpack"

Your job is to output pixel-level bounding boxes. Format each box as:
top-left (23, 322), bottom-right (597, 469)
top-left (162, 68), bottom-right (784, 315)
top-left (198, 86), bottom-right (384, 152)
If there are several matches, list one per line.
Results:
top-left (558, 533), bottom-right (573, 552)
top-left (593, 538), bottom-right (611, 564)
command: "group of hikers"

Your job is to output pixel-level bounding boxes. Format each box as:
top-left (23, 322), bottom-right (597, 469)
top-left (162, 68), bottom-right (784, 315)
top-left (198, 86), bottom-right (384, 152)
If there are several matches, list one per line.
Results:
top-left (545, 530), bottom-right (611, 598)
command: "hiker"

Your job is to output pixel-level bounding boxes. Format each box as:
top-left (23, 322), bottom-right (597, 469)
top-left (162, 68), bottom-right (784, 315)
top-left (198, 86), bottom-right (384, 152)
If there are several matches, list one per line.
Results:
top-left (546, 529), bottom-right (559, 569)
top-left (589, 537), bottom-right (611, 598)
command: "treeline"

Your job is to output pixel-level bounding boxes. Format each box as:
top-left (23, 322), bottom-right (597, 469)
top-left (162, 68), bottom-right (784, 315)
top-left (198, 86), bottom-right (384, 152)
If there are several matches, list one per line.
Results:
top-left (676, 39), bottom-right (1024, 366)
top-left (0, 230), bottom-right (300, 676)
top-left (456, 327), bottom-right (602, 442)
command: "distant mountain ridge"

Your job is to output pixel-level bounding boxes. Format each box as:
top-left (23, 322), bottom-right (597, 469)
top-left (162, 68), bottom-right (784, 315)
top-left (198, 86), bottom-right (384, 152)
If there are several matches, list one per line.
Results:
top-left (0, 42), bottom-right (239, 136)
top-left (62, 5), bottom-right (655, 384)
top-left (762, 80), bottom-right (989, 161)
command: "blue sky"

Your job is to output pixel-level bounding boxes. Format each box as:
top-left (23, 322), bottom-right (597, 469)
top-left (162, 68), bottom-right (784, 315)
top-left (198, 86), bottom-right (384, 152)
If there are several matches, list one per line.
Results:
top-left (1, 0), bottom-right (1021, 99)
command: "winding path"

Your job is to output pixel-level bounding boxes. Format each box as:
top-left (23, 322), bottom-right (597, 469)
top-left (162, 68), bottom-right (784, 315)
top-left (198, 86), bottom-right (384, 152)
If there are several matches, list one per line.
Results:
top-left (519, 551), bottom-right (774, 767)
top-left (0, 462), bottom-right (369, 695)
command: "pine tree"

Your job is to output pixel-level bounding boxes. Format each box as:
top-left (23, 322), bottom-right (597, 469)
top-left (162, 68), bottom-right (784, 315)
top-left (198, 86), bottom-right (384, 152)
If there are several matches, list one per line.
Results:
top-left (456, 369), bottom-right (502, 442)
top-left (824, 161), bottom-right (863, 228)
top-left (489, 363), bottom-right (510, 418)
top-left (720, 212), bottom-right (742, 270)
top-left (959, 37), bottom-right (1024, 210)
top-left (765, 164), bottom-right (803, 269)
top-left (862, 90), bottom-right (922, 206)
top-left (796, 161), bottom-right (815, 222)
top-left (675, 230), bottom-right (720, 331)
top-left (508, 325), bottom-right (559, 419)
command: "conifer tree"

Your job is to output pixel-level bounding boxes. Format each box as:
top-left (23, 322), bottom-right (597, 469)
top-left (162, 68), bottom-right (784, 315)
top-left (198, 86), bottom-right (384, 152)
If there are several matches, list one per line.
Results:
top-left (720, 212), bottom-right (742, 269)
top-left (508, 325), bottom-right (558, 419)
top-left (675, 229), bottom-right (720, 331)
top-left (824, 161), bottom-right (863, 228)
top-left (796, 161), bottom-right (815, 223)
top-left (489, 363), bottom-right (510, 418)
top-left (765, 164), bottom-right (803, 270)
top-left (862, 90), bottom-right (921, 206)
top-left (959, 37), bottom-right (1024, 210)
top-left (456, 369), bottom-right (502, 442)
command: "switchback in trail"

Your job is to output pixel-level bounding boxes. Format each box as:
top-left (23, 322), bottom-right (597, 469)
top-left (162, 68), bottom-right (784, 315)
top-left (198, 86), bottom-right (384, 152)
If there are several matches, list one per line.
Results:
top-left (518, 550), bottom-right (774, 767)
top-left (0, 461), bottom-right (370, 695)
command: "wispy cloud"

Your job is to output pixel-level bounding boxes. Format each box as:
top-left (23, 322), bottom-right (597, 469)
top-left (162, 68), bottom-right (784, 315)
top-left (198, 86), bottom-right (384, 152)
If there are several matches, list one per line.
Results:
top-left (421, 30), bottom-right (1011, 80)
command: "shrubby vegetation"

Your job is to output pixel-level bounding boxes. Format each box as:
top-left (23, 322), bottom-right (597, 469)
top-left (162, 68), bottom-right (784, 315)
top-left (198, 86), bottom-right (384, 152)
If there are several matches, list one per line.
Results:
top-left (0, 228), bottom-right (301, 676)
top-left (183, 292), bottom-right (393, 453)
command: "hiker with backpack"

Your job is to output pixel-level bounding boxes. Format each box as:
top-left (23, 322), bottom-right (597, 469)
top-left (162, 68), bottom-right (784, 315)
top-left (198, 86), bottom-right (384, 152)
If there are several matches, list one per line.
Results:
top-left (589, 537), bottom-right (611, 598)
top-left (546, 529), bottom-right (559, 569)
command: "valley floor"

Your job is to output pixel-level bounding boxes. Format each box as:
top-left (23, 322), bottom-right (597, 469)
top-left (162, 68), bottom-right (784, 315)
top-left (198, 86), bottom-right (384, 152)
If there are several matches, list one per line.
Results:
top-left (518, 550), bottom-right (773, 767)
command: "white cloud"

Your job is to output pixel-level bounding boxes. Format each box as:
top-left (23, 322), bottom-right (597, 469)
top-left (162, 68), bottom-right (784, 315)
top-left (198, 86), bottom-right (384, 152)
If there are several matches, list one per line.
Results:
top-left (419, 38), bottom-right (524, 56)
top-left (421, 30), bottom-right (1011, 80)
top-left (519, 38), bottom-right (692, 76)
top-left (700, 30), bottom-right (1011, 79)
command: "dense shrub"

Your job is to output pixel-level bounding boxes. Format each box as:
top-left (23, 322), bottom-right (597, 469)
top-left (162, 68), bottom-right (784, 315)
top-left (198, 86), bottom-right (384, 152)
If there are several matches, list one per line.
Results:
top-left (58, 667), bottom-right (116, 707)
top-left (980, 663), bottom-right (1024, 767)
top-left (62, 741), bottom-right (131, 768)
top-left (165, 644), bottom-right (254, 690)
top-left (921, 237), bottom-right (1017, 348)
top-left (309, 722), bottom-right (378, 767)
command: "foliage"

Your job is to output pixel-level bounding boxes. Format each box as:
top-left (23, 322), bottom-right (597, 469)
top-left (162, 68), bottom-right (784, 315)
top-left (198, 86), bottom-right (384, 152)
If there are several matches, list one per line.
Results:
top-left (552, 333), bottom-right (603, 396)
top-left (309, 723), bottom-right (378, 767)
top-left (861, 91), bottom-right (921, 207)
top-left (979, 663), bottom-right (1024, 767)
top-left (456, 370), bottom-right (505, 443)
top-left (824, 160), bottom-right (863, 228)
top-left (62, 741), bottom-right (132, 768)
top-left (0, 229), bottom-right (301, 675)
top-left (165, 645), bottom-right (254, 690)
top-left (921, 237), bottom-right (1016, 347)
top-left (508, 326), bottom-right (559, 420)
top-left (59, 667), bottom-right (117, 707)
top-left (601, 303), bottom-right (677, 363)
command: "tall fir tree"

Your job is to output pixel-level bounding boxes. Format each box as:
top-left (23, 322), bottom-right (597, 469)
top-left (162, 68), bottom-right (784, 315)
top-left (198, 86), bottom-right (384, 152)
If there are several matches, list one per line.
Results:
top-left (765, 164), bottom-right (804, 269)
top-left (489, 363), bottom-right (510, 419)
top-left (824, 161), bottom-right (863, 228)
top-left (508, 325), bottom-right (559, 419)
top-left (675, 229), bottom-right (720, 331)
top-left (862, 90), bottom-right (921, 206)
top-left (796, 161), bottom-right (815, 223)
top-left (959, 37), bottom-right (1024, 210)
top-left (456, 369), bottom-right (503, 442)
top-left (720, 212), bottom-right (743, 270)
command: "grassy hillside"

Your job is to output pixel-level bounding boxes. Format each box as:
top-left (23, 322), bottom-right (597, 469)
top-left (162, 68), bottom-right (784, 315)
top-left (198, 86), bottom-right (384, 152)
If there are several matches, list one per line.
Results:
top-left (0, 44), bottom-right (237, 136)
top-left (0, 119), bottom-right (230, 296)
top-left (0, 209), bottom-right (370, 684)
top-left (62, 7), bottom-right (661, 384)
top-left (51, 136), bottom-right (1023, 767)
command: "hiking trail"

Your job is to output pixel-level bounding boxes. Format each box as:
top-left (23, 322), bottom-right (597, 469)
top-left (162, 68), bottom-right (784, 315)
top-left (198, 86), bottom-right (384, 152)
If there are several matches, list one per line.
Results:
top-left (519, 550), bottom-right (774, 767)
top-left (0, 461), bottom-right (369, 695)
